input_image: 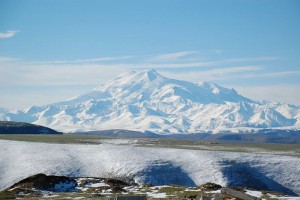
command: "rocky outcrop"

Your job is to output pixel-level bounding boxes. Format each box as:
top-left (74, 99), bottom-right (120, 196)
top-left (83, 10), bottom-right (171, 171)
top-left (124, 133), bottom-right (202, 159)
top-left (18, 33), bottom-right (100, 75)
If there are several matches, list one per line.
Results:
top-left (219, 188), bottom-right (261, 200)
top-left (0, 174), bottom-right (295, 200)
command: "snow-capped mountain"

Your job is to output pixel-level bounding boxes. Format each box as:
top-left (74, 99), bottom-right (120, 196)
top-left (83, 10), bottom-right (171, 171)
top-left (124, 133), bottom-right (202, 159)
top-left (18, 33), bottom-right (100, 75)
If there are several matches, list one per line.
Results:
top-left (1, 69), bottom-right (299, 133)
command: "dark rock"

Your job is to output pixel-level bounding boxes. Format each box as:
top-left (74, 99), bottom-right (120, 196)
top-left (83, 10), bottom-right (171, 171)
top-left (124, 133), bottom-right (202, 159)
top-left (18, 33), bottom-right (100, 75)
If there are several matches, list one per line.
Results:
top-left (199, 182), bottom-right (222, 191)
top-left (221, 188), bottom-right (262, 200)
top-left (10, 173), bottom-right (77, 192)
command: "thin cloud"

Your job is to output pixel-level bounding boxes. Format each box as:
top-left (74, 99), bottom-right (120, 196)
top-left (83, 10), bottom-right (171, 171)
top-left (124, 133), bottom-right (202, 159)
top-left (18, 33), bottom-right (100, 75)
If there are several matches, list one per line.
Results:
top-left (4, 61), bottom-right (215, 86)
top-left (0, 56), bottom-right (18, 63)
top-left (211, 49), bottom-right (223, 54)
top-left (223, 56), bottom-right (281, 63)
top-left (144, 53), bottom-right (282, 71)
top-left (1, 54), bottom-right (292, 88)
top-left (235, 85), bottom-right (300, 106)
top-left (260, 70), bottom-right (300, 77)
top-left (234, 70), bottom-right (300, 79)
top-left (134, 61), bottom-right (216, 70)
top-left (0, 30), bottom-right (19, 39)
top-left (0, 53), bottom-right (299, 108)
top-left (0, 54), bottom-right (293, 87)
top-left (151, 49), bottom-right (223, 62)
top-left (150, 51), bottom-right (199, 61)
top-left (31, 56), bottom-right (133, 64)
top-left (201, 66), bottom-right (263, 75)
top-left (163, 66), bottom-right (264, 82)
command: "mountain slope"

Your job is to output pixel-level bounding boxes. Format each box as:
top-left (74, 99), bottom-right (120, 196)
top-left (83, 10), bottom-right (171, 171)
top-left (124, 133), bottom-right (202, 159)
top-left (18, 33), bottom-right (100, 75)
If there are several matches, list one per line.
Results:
top-left (0, 69), bottom-right (299, 133)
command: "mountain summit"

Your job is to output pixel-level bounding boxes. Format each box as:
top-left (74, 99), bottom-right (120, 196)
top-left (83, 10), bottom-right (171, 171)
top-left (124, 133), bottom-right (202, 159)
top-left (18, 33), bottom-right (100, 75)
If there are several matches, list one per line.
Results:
top-left (1, 69), bottom-right (299, 133)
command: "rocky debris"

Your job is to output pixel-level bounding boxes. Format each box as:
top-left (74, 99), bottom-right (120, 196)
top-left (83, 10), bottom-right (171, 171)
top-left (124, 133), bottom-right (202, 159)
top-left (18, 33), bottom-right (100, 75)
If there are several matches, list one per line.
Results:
top-left (213, 193), bottom-right (223, 200)
top-left (195, 187), bottom-right (263, 200)
top-left (116, 197), bottom-right (147, 200)
top-left (212, 188), bottom-right (262, 200)
top-left (1, 173), bottom-right (130, 199)
top-left (106, 178), bottom-right (131, 188)
top-left (199, 182), bottom-right (222, 191)
top-left (76, 177), bottom-right (129, 193)
top-left (0, 175), bottom-right (296, 199)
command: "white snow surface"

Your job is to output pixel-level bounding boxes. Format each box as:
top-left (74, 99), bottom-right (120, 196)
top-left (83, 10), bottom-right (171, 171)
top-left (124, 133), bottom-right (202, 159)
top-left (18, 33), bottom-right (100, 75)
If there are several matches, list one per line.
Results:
top-left (245, 190), bottom-right (263, 198)
top-left (85, 182), bottom-right (110, 187)
top-left (1, 69), bottom-right (299, 133)
top-left (0, 140), bottom-right (299, 195)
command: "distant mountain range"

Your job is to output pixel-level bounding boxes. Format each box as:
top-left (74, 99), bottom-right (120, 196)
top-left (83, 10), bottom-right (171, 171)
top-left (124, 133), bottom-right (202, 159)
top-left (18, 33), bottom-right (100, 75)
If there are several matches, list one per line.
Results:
top-left (1, 69), bottom-right (299, 134)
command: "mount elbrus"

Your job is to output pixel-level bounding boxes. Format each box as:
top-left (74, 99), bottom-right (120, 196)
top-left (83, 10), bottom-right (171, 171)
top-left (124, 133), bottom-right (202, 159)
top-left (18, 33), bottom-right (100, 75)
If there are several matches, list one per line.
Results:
top-left (1, 69), bottom-right (299, 133)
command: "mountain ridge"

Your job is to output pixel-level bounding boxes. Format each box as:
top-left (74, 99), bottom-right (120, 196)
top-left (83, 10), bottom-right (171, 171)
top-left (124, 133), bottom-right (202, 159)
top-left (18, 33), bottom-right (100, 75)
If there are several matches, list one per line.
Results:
top-left (0, 69), bottom-right (299, 133)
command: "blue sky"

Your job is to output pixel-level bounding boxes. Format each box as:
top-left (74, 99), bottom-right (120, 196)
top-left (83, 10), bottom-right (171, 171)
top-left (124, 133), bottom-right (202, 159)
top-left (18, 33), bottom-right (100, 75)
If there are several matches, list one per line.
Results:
top-left (0, 0), bottom-right (300, 109)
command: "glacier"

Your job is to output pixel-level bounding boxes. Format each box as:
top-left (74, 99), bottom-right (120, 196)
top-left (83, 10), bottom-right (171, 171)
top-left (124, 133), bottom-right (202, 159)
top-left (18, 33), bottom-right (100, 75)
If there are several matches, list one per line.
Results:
top-left (1, 69), bottom-right (299, 133)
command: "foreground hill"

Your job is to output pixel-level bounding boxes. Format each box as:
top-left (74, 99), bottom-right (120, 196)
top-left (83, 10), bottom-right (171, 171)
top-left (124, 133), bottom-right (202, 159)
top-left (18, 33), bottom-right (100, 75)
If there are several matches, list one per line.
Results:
top-left (0, 121), bottom-right (61, 134)
top-left (0, 69), bottom-right (299, 133)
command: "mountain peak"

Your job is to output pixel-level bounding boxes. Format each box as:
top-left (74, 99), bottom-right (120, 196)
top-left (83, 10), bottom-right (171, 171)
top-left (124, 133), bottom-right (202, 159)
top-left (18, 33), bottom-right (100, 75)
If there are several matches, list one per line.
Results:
top-left (144, 68), bottom-right (159, 74)
top-left (136, 69), bottom-right (161, 81)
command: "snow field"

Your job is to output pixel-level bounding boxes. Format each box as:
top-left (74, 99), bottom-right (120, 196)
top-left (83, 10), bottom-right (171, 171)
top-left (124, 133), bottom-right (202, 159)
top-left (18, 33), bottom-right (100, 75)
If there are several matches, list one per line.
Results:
top-left (0, 139), bottom-right (299, 195)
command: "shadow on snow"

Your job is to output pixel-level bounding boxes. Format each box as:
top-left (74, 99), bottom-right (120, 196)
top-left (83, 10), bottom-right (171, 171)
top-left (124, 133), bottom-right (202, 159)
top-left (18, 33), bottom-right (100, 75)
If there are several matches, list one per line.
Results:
top-left (220, 161), bottom-right (297, 196)
top-left (136, 161), bottom-right (196, 187)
